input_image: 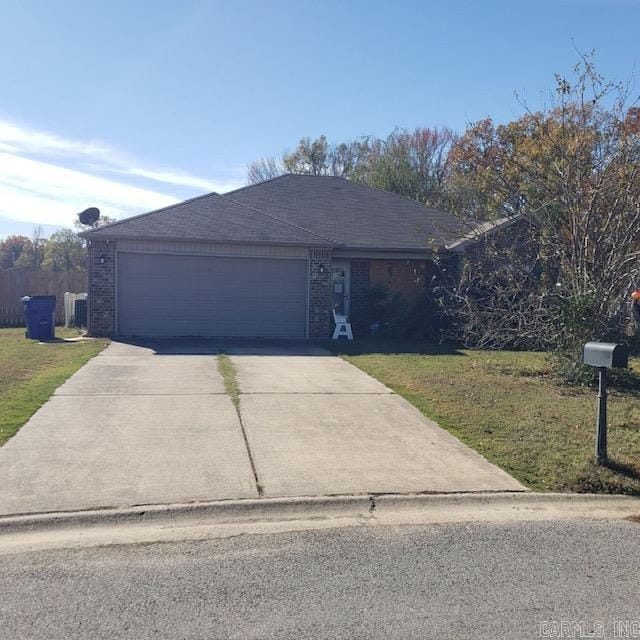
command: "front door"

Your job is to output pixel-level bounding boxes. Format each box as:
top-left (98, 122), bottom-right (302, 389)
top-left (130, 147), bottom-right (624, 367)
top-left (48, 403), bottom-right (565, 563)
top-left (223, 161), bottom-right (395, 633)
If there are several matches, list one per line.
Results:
top-left (331, 261), bottom-right (351, 316)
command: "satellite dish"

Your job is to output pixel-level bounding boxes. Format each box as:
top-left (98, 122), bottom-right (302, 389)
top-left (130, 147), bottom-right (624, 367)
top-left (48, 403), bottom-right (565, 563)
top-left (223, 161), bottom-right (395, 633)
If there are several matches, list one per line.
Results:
top-left (78, 207), bottom-right (100, 226)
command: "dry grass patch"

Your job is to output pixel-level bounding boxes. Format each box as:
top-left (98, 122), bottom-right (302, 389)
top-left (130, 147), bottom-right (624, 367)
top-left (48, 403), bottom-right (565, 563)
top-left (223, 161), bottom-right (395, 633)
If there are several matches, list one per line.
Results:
top-left (217, 353), bottom-right (240, 409)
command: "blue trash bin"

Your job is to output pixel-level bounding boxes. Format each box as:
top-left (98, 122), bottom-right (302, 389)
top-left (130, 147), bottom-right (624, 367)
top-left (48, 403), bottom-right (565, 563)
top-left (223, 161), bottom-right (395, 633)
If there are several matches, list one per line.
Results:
top-left (21, 295), bottom-right (56, 340)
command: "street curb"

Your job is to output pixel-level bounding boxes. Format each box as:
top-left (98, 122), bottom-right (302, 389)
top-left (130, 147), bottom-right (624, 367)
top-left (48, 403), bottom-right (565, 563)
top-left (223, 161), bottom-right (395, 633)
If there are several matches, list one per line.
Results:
top-left (0, 494), bottom-right (374, 533)
top-left (1, 491), bottom-right (639, 535)
top-left (372, 492), bottom-right (640, 522)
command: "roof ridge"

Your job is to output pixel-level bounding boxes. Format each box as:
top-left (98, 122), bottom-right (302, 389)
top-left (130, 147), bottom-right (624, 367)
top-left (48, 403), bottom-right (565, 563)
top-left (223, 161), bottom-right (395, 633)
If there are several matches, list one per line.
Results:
top-left (81, 190), bottom-right (220, 235)
top-left (223, 173), bottom-right (459, 246)
top-left (223, 173), bottom-right (293, 196)
top-left (82, 181), bottom-right (336, 245)
top-left (218, 191), bottom-right (339, 245)
top-left (224, 173), bottom-right (356, 197)
top-left (336, 176), bottom-right (451, 213)
top-left (226, 173), bottom-right (453, 215)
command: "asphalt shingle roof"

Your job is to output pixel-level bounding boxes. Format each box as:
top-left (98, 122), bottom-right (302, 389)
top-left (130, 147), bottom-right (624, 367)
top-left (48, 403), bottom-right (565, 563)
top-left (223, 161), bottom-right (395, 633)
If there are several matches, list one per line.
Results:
top-left (83, 191), bottom-right (331, 246)
top-left (85, 174), bottom-right (467, 250)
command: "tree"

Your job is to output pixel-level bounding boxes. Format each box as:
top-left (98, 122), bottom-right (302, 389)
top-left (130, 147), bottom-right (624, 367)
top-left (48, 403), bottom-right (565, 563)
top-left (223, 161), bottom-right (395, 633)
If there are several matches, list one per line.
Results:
top-left (73, 215), bottom-right (117, 232)
top-left (42, 229), bottom-right (86, 271)
top-left (247, 156), bottom-right (285, 184)
top-left (31, 225), bottom-right (45, 269)
top-left (281, 135), bottom-right (331, 175)
top-left (360, 127), bottom-right (457, 208)
top-left (246, 129), bottom-right (456, 209)
top-left (247, 135), bottom-right (365, 184)
top-left (0, 235), bottom-right (32, 269)
top-left (14, 226), bottom-right (46, 269)
top-left (443, 55), bottom-right (640, 363)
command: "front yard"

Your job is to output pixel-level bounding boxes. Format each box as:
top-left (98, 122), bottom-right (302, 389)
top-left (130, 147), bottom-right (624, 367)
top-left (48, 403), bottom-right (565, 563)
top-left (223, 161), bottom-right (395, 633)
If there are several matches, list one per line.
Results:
top-left (3, 328), bottom-right (639, 496)
top-left (333, 341), bottom-right (640, 495)
top-left (0, 328), bottom-right (108, 446)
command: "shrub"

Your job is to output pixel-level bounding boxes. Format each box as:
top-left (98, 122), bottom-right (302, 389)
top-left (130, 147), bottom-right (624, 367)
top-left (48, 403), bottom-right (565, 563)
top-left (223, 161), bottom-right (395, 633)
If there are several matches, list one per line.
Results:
top-left (354, 285), bottom-right (447, 340)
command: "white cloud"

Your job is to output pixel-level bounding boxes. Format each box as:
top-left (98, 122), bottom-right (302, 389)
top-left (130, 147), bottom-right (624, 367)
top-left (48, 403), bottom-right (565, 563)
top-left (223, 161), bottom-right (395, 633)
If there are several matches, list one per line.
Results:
top-left (0, 121), bottom-right (115, 159)
top-left (0, 119), bottom-right (245, 228)
top-left (108, 166), bottom-right (235, 192)
top-left (0, 153), bottom-right (177, 226)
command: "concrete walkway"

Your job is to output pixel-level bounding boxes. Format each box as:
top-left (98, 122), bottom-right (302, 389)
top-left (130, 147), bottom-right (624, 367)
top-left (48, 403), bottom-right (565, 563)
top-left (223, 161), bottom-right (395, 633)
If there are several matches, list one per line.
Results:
top-left (0, 340), bottom-right (524, 516)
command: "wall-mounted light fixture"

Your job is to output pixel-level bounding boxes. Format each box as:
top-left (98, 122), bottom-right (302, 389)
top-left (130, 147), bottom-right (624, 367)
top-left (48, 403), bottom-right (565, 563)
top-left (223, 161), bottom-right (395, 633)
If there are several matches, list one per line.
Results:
top-left (100, 255), bottom-right (106, 264)
top-left (319, 264), bottom-right (325, 274)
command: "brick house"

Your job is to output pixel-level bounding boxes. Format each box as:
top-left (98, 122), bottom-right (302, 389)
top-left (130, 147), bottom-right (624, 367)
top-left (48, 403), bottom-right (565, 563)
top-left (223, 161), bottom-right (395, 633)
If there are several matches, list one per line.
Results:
top-left (81, 174), bottom-right (503, 339)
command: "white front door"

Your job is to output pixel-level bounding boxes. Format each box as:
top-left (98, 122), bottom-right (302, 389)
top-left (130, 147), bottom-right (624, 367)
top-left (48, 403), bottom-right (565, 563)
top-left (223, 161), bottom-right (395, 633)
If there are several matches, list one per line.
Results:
top-left (331, 261), bottom-right (351, 316)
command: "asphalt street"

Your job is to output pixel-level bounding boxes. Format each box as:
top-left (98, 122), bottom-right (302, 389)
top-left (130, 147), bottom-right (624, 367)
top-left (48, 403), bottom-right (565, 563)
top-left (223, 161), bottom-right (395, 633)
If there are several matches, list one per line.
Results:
top-left (2, 518), bottom-right (639, 639)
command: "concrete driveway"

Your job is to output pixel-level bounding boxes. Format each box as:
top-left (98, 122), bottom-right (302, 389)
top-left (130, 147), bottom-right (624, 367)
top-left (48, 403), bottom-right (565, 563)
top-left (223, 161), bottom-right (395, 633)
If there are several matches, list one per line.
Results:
top-left (0, 340), bottom-right (524, 516)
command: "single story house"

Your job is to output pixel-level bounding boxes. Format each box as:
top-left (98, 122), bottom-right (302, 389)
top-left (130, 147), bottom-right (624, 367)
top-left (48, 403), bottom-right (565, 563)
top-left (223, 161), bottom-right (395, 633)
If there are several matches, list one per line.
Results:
top-left (82, 174), bottom-right (492, 339)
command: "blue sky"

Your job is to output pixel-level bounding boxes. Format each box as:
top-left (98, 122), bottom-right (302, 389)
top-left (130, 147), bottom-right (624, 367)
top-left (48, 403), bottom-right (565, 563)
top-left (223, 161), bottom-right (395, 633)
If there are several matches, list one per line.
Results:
top-left (0, 0), bottom-right (638, 236)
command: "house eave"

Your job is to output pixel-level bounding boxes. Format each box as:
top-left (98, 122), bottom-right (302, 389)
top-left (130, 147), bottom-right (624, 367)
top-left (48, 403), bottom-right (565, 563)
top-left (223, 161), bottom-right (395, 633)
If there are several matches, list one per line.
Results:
top-left (334, 246), bottom-right (441, 260)
top-left (82, 233), bottom-right (454, 256)
top-left (83, 233), bottom-right (337, 249)
top-left (444, 214), bottom-right (523, 252)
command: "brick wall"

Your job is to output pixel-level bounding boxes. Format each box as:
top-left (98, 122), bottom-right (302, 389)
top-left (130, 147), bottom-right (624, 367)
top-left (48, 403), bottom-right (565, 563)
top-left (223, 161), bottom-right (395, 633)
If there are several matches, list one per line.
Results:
top-left (87, 240), bottom-right (116, 336)
top-left (309, 248), bottom-right (332, 338)
top-left (369, 259), bottom-right (429, 300)
top-left (85, 244), bottom-right (437, 339)
top-left (349, 260), bottom-right (370, 327)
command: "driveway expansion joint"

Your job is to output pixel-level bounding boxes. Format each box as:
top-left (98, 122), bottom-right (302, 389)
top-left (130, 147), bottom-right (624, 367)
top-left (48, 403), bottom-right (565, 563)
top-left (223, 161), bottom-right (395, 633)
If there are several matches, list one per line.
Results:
top-left (239, 407), bottom-right (265, 498)
top-left (217, 354), bottom-right (264, 497)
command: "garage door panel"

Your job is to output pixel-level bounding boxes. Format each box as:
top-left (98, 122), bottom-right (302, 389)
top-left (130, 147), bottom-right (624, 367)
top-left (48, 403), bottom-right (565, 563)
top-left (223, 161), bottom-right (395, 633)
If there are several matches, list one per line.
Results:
top-left (117, 253), bottom-right (308, 337)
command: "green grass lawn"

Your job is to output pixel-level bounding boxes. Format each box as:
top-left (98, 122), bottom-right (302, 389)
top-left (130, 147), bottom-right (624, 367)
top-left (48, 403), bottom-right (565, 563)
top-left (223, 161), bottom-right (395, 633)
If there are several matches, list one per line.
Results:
top-left (330, 340), bottom-right (640, 495)
top-left (0, 327), bottom-right (108, 446)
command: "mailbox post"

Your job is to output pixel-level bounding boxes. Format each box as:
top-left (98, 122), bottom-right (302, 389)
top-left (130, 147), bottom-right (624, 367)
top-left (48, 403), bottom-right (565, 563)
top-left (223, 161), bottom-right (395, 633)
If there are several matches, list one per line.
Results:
top-left (595, 366), bottom-right (608, 465)
top-left (582, 342), bottom-right (629, 465)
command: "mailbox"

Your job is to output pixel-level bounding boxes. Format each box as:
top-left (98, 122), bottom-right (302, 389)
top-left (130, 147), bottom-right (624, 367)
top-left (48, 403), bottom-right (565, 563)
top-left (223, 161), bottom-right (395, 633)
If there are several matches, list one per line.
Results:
top-left (582, 342), bottom-right (628, 369)
top-left (582, 341), bottom-right (629, 466)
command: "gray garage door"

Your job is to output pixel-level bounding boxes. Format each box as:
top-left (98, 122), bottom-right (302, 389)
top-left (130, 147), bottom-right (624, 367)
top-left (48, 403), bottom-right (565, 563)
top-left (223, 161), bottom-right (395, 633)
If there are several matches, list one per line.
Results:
top-left (117, 252), bottom-right (309, 337)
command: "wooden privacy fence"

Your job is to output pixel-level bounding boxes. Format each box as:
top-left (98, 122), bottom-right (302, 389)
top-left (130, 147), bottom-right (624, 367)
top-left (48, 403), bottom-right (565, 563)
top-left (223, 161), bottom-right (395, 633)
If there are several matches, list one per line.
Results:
top-left (0, 270), bottom-right (87, 326)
